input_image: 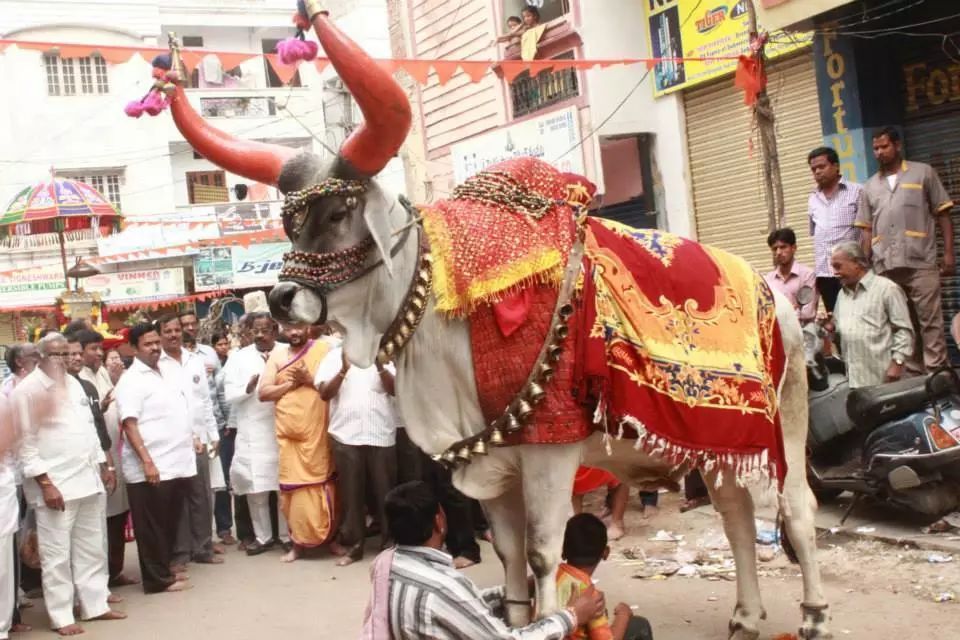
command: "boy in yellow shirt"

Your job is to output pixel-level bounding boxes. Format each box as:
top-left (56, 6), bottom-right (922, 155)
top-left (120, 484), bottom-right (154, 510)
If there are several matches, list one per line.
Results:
top-left (557, 514), bottom-right (653, 640)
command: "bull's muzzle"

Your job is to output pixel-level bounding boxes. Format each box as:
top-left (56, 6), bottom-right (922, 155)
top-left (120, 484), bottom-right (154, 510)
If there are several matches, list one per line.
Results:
top-left (268, 281), bottom-right (326, 325)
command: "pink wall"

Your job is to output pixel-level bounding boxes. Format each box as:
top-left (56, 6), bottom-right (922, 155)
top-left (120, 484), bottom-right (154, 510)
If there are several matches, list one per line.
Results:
top-left (599, 137), bottom-right (644, 206)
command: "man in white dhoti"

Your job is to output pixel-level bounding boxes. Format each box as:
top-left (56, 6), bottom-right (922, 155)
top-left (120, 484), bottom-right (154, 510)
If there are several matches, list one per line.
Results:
top-left (223, 312), bottom-right (288, 556)
top-left (13, 333), bottom-right (126, 636)
top-left (76, 329), bottom-right (138, 588)
top-left (156, 316), bottom-right (223, 569)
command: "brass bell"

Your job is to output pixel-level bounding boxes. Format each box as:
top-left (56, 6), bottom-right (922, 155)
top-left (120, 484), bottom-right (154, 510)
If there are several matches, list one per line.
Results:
top-left (456, 446), bottom-right (472, 462)
top-left (410, 297), bottom-right (425, 311)
top-left (405, 310), bottom-right (418, 326)
top-left (376, 350), bottom-right (389, 366)
top-left (548, 345), bottom-right (563, 362)
top-left (555, 324), bottom-right (570, 340)
top-left (422, 252), bottom-right (434, 264)
top-left (471, 440), bottom-right (488, 456)
top-left (538, 362), bottom-right (555, 381)
top-left (430, 454), bottom-right (444, 463)
top-left (489, 429), bottom-right (506, 446)
top-left (527, 382), bottom-right (546, 404)
top-left (505, 413), bottom-right (522, 433)
top-left (442, 450), bottom-right (457, 465)
top-left (384, 340), bottom-right (396, 357)
top-left (415, 284), bottom-right (428, 298)
top-left (515, 399), bottom-right (535, 423)
top-left (398, 324), bottom-right (412, 340)
top-left (418, 268), bottom-right (431, 283)
top-left (558, 303), bottom-right (575, 319)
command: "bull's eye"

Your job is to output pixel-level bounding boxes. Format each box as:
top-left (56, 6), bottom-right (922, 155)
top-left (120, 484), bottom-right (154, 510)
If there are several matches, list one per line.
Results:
top-left (329, 209), bottom-right (348, 223)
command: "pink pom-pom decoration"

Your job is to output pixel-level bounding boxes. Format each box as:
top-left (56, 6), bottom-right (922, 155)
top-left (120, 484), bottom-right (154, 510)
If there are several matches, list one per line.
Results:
top-left (124, 100), bottom-right (145, 118)
top-left (141, 91), bottom-right (168, 116)
top-left (276, 37), bottom-right (318, 65)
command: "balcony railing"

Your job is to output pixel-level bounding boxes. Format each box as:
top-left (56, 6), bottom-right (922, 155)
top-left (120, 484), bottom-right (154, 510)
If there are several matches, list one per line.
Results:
top-left (510, 66), bottom-right (580, 118)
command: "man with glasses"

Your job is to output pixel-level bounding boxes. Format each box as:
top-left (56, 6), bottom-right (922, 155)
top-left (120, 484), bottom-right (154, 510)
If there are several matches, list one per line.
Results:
top-left (13, 333), bottom-right (125, 635)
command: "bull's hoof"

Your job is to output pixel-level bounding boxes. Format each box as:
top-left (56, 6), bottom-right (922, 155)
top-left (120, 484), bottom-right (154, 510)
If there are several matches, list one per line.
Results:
top-left (728, 623), bottom-right (760, 640)
top-left (799, 603), bottom-right (832, 640)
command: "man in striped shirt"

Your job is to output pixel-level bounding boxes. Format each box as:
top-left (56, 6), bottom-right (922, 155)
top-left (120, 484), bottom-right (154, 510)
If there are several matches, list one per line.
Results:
top-left (828, 241), bottom-right (914, 388)
top-left (807, 146), bottom-right (865, 313)
top-left (375, 481), bottom-right (604, 639)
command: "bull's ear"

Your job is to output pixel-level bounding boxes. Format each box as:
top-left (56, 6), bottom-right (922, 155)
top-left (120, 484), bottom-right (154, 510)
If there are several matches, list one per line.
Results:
top-left (362, 182), bottom-right (394, 276)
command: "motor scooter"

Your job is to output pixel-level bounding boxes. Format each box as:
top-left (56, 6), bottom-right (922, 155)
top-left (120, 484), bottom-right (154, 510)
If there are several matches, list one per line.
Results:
top-left (798, 287), bottom-right (960, 518)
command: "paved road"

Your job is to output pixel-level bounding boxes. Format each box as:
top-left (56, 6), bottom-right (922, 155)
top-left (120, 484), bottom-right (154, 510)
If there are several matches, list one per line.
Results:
top-left (14, 494), bottom-right (959, 639)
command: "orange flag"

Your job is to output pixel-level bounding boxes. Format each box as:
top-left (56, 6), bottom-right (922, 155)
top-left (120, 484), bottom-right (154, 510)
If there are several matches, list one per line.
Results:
top-left (500, 61), bottom-right (529, 82)
top-left (265, 54), bottom-right (300, 85)
top-left (96, 46), bottom-right (138, 64)
top-left (459, 61), bottom-right (489, 83)
top-left (432, 60), bottom-right (458, 85)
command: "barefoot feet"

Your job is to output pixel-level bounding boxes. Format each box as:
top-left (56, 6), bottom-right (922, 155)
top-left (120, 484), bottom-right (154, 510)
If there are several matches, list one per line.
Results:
top-left (55, 623), bottom-right (84, 636)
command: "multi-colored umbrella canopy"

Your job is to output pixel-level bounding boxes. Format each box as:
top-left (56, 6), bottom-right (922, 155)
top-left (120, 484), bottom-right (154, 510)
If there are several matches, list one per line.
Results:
top-left (1, 177), bottom-right (121, 230)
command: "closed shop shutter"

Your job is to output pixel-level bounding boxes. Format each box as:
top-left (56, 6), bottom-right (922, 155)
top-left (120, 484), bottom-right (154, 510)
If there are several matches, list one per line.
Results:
top-left (684, 53), bottom-right (823, 270)
top-left (903, 86), bottom-right (960, 362)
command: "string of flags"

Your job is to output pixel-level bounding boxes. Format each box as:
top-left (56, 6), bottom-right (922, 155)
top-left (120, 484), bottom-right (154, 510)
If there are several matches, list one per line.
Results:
top-left (0, 38), bottom-right (741, 86)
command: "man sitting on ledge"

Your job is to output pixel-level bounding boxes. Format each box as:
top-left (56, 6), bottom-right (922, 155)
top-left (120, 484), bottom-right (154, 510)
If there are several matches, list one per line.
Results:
top-left (362, 480), bottom-right (605, 639)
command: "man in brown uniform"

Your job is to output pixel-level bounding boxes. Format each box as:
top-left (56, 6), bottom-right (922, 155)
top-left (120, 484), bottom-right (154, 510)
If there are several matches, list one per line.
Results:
top-left (857, 126), bottom-right (955, 374)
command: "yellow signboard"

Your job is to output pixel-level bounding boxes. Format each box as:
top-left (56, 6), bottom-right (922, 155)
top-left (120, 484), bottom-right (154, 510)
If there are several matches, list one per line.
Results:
top-left (644, 0), bottom-right (812, 96)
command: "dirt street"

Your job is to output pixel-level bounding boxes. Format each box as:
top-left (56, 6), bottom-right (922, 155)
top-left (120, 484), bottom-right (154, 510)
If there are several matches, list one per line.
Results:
top-left (13, 492), bottom-right (958, 639)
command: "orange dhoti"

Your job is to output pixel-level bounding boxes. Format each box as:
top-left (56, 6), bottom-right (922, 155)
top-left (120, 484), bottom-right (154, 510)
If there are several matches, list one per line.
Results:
top-left (275, 339), bottom-right (336, 547)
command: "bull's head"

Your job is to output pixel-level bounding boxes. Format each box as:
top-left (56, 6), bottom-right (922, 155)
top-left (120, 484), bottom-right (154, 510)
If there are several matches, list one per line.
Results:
top-left (168, 5), bottom-right (412, 362)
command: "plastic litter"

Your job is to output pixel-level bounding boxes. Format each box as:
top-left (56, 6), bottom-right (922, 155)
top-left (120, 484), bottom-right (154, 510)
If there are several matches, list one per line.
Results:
top-left (648, 530), bottom-right (683, 542)
top-left (927, 553), bottom-right (953, 563)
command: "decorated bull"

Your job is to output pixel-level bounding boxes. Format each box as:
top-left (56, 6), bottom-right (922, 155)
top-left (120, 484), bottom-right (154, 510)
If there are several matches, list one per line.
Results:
top-left (158, 4), bottom-right (830, 638)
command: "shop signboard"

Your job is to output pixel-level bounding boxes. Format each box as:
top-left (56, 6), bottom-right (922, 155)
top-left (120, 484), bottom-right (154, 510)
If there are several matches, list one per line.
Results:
top-left (0, 266), bottom-right (186, 307)
top-left (193, 242), bottom-right (289, 291)
top-left (644, 0), bottom-right (812, 96)
top-left (450, 106), bottom-right (584, 184)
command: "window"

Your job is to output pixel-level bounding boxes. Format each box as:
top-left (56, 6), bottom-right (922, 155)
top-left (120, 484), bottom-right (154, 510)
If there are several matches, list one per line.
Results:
top-left (63, 172), bottom-right (123, 210)
top-left (262, 39), bottom-right (302, 88)
top-left (187, 170), bottom-right (229, 204)
top-left (510, 52), bottom-right (580, 118)
top-left (43, 54), bottom-right (109, 96)
top-left (502, 0), bottom-right (570, 24)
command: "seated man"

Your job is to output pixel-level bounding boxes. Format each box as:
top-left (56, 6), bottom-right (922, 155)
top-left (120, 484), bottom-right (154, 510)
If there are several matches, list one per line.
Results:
top-left (364, 481), bottom-right (604, 640)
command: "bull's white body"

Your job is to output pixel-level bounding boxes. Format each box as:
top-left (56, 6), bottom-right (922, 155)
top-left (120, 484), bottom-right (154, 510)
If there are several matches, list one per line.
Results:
top-left (300, 192), bottom-right (831, 640)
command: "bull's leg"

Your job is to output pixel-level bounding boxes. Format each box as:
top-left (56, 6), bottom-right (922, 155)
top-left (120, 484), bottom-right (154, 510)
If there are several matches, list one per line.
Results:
top-left (522, 443), bottom-right (581, 618)
top-left (778, 348), bottom-right (831, 639)
top-left (705, 470), bottom-right (764, 640)
top-left (482, 482), bottom-right (531, 627)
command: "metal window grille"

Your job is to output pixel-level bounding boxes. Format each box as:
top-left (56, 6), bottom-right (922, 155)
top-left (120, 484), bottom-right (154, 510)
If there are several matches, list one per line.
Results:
top-left (44, 54), bottom-right (61, 96)
top-left (104, 175), bottom-right (121, 209)
top-left (78, 57), bottom-right (93, 94)
top-left (93, 56), bottom-right (109, 93)
top-left (61, 58), bottom-right (76, 95)
top-left (510, 60), bottom-right (580, 118)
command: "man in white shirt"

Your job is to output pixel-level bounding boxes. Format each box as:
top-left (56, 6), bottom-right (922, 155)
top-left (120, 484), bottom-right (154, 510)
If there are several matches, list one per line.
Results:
top-left (179, 311), bottom-right (221, 374)
top-left (316, 344), bottom-right (399, 566)
top-left (13, 333), bottom-right (125, 634)
top-left (1, 392), bottom-right (22, 640)
top-left (115, 324), bottom-right (196, 594)
top-left (222, 313), bottom-right (288, 555)
top-left (155, 315), bottom-right (223, 569)
top-left (75, 330), bottom-right (138, 588)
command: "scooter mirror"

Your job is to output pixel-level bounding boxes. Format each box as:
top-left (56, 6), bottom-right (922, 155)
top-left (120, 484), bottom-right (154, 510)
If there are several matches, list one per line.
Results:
top-left (796, 286), bottom-right (815, 306)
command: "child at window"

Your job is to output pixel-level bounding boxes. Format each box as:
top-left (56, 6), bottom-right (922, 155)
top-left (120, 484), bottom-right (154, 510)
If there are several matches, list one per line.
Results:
top-left (495, 15), bottom-right (524, 44)
top-left (558, 514), bottom-right (654, 640)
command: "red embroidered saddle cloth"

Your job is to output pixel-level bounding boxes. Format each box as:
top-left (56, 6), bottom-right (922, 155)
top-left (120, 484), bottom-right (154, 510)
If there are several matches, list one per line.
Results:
top-left (576, 218), bottom-right (788, 487)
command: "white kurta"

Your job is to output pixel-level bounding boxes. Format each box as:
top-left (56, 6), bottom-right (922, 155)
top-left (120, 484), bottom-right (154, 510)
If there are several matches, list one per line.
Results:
top-left (222, 344), bottom-right (279, 495)
top-left (79, 366), bottom-right (128, 517)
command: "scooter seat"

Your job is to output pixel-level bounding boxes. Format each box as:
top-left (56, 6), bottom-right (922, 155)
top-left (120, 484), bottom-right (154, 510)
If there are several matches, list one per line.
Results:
top-left (846, 373), bottom-right (956, 431)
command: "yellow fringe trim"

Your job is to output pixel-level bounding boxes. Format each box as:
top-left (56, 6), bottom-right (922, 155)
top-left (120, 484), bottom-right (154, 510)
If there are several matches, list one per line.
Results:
top-left (422, 208), bottom-right (566, 316)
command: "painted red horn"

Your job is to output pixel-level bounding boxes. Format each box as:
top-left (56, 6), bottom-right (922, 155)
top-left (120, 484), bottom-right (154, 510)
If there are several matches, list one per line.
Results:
top-left (169, 85), bottom-right (298, 187)
top-left (309, 12), bottom-right (411, 176)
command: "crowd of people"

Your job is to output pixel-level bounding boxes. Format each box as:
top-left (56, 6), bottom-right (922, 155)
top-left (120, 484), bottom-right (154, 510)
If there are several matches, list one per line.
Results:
top-left (0, 125), bottom-right (955, 640)
top-left (0, 292), bottom-right (508, 638)
top-left (762, 126), bottom-right (955, 389)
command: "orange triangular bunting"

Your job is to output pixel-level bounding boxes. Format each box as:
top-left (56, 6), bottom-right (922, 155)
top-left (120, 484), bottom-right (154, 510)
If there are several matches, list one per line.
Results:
top-left (500, 61), bottom-right (529, 82)
top-left (57, 45), bottom-right (93, 59)
top-left (96, 46), bottom-right (137, 64)
top-left (314, 58), bottom-right (330, 74)
top-left (459, 61), bottom-right (489, 83)
top-left (180, 50), bottom-right (203, 75)
top-left (265, 54), bottom-right (300, 85)
top-left (432, 60), bottom-right (458, 85)
top-left (400, 59), bottom-right (431, 84)
top-left (215, 52), bottom-right (257, 71)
